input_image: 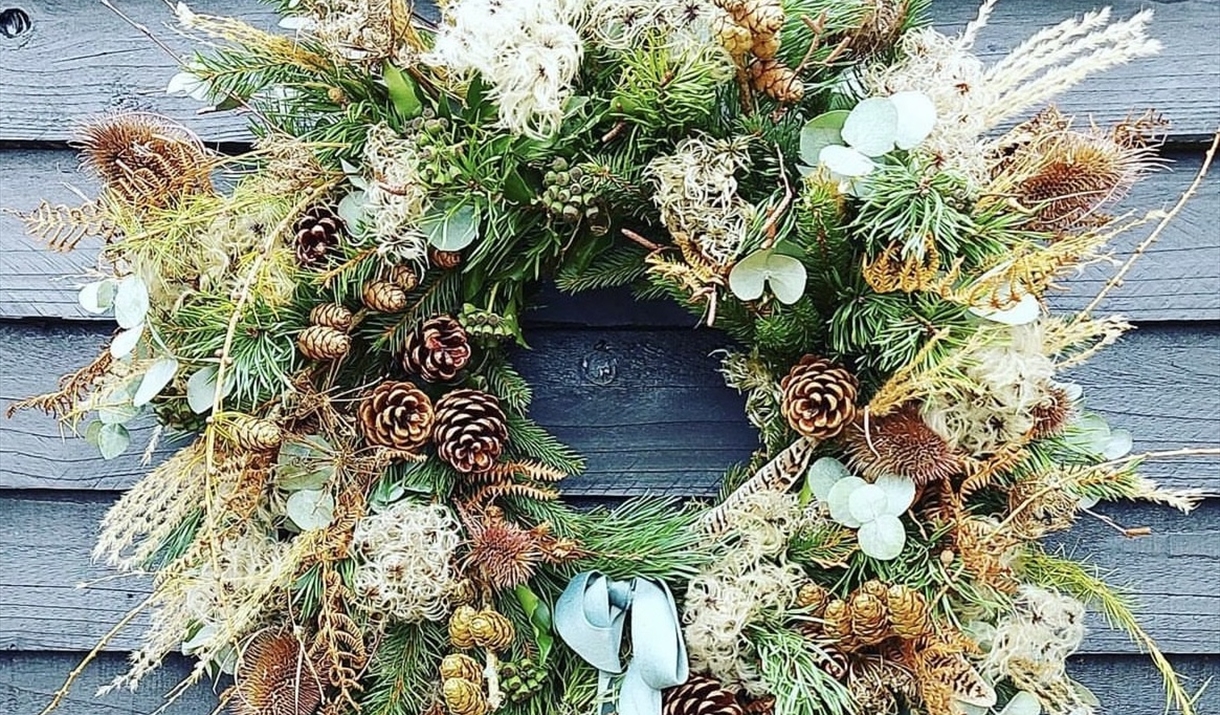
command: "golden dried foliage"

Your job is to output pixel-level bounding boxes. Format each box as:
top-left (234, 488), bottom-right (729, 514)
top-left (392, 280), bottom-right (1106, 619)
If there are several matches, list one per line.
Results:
top-left (309, 564), bottom-right (369, 710)
top-left (6, 347), bottom-right (112, 418)
top-left (7, 199), bottom-right (117, 251)
top-left (176, 4), bottom-right (331, 74)
top-left (901, 632), bottom-right (995, 715)
top-left (234, 630), bottom-right (323, 715)
top-left (77, 113), bottom-right (213, 211)
top-left (862, 240), bottom-right (955, 295)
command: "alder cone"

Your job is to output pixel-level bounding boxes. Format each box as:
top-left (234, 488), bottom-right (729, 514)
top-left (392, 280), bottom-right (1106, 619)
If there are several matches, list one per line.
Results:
top-left (780, 355), bottom-right (859, 440)
top-left (661, 674), bottom-right (743, 715)
top-left (298, 325), bottom-right (351, 361)
top-left (403, 315), bottom-right (472, 383)
top-left (358, 381), bottom-right (435, 451)
top-left (294, 205), bottom-right (344, 266)
top-left (433, 389), bottom-right (508, 474)
top-left (362, 279), bottom-right (409, 313)
top-left (309, 303), bottom-right (354, 332)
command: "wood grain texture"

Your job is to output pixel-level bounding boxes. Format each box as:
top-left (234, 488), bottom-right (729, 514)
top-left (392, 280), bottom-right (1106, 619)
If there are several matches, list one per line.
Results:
top-left (2, 322), bottom-right (1217, 493)
top-left (3, 147), bottom-right (1217, 323)
top-left (0, 1), bottom-right (1216, 143)
top-left (1, 652), bottom-right (1215, 715)
top-left (0, 491), bottom-right (1216, 654)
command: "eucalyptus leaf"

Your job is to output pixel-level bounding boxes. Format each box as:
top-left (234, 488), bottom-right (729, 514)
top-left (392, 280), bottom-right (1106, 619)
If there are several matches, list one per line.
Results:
top-left (1102, 428), bottom-right (1133, 460)
top-left (187, 366), bottom-right (221, 414)
top-left (728, 249), bottom-right (807, 304)
top-left (423, 201), bottom-right (480, 251)
top-left (98, 400), bottom-right (140, 425)
top-left (84, 420), bottom-right (104, 446)
top-left (79, 280), bottom-right (115, 314)
top-left (818, 144), bottom-right (876, 177)
top-left (133, 358), bottom-right (179, 407)
top-left (113, 275), bottom-right (150, 329)
top-left (806, 457), bottom-right (851, 502)
top-left (889, 91), bottom-right (937, 150)
top-left (827, 476), bottom-right (867, 528)
top-left (286, 489), bottom-right (336, 531)
top-left (97, 423), bottom-right (131, 460)
top-left (848, 483), bottom-right (889, 523)
top-left (997, 692), bottom-right (1042, 715)
top-left (842, 97), bottom-right (899, 156)
top-left (181, 624), bottom-right (216, 655)
top-left (338, 189), bottom-right (368, 228)
top-left (1062, 383), bottom-right (1084, 401)
top-left (166, 71), bottom-right (211, 101)
top-left (110, 324), bottom-right (145, 359)
top-left (875, 473), bottom-right (917, 515)
top-left (970, 292), bottom-right (1040, 326)
top-left (276, 437), bottom-right (336, 492)
top-left (1076, 493), bottom-right (1100, 510)
top-left (799, 110), bottom-right (849, 165)
top-left (857, 514), bottom-right (906, 560)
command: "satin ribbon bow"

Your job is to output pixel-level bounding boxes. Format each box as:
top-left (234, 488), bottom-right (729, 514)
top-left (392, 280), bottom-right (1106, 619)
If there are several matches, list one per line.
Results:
top-left (554, 571), bottom-right (689, 715)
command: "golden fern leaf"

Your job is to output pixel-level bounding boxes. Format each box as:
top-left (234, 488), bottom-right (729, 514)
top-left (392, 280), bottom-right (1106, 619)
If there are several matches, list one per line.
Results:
top-left (7, 200), bottom-right (115, 251)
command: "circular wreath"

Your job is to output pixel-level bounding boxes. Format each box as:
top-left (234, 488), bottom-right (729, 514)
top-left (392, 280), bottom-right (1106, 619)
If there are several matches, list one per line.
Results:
top-left (15, 2), bottom-right (1213, 715)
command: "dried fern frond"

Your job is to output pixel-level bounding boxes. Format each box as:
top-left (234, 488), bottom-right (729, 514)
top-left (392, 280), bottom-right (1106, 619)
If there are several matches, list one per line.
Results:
top-left (6, 200), bottom-right (117, 251)
top-left (77, 112), bottom-right (214, 211)
top-left (310, 565), bottom-right (368, 710)
top-left (6, 347), bottom-right (112, 418)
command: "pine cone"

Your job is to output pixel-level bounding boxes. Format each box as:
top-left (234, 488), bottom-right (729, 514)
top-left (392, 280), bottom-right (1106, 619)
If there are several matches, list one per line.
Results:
top-left (440, 653), bottom-right (483, 683)
top-left (795, 582), bottom-right (831, 616)
top-left (298, 325), bottom-right (351, 361)
top-left (849, 590), bottom-right (891, 646)
top-left (431, 248), bottom-right (463, 270)
top-left (886, 584), bottom-right (931, 639)
top-left (358, 381), bottom-right (435, 451)
top-left (449, 605), bottom-right (478, 649)
top-left (468, 609), bottom-right (515, 651)
top-left (748, 60), bottom-right (804, 103)
top-left (661, 674), bottom-right (743, 715)
top-left (822, 599), bottom-right (856, 650)
top-left (780, 356), bottom-right (859, 440)
top-left (714, 15), bottom-right (753, 58)
top-left (391, 264), bottom-right (419, 291)
top-left (402, 315), bottom-right (472, 382)
top-left (294, 205), bottom-right (344, 266)
top-left (362, 280), bottom-right (409, 313)
top-left (433, 390), bottom-right (508, 473)
top-left (230, 415), bottom-right (283, 451)
top-left (739, 0), bottom-right (784, 37)
top-left (442, 677), bottom-right (489, 715)
top-left (751, 32), bottom-right (782, 60)
top-left (309, 303), bottom-right (354, 332)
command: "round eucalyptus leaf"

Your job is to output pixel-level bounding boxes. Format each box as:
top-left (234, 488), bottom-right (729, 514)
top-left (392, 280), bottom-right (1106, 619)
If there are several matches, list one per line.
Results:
top-left (84, 420), bottom-right (105, 446)
top-left (214, 644), bottom-right (239, 675)
top-left (1062, 382), bottom-right (1084, 401)
top-left (423, 201), bottom-right (480, 251)
top-left (180, 624), bottom-right (216, 655)
top-left (848, 483), bottom-right (889, 523)
top-left (842, 97), bottom-right (899, 156)
top-left (828, 476), bottom-right (867, 528)
top-left (806, 457), bottom-right (851, 502)
top-left (338, 189), bottom-right (368, 229)
top-left (764, 253), bottom-right (807, 304)
top-left (1072, 682), bottom-right (1101, 707)
top-left (728, 249), bottom-right (770, 301)
top-left (954, 704), bottom-right (988, 715)
top-left (818, 144), bottom-right (876, 177)
top-left (97, 422), bottom-right (131, 461)
top-left (1069, 414), bottom-right (1112, 453)
top-left (97, 400), bottom-right (139, 425)
top-left (857, 514), bottom-right (906, 560)
top-left (286, 489), bottom-right (336, 531)
top-left (998, 692), bottom-right (1042, 715)
top-left (890, 91), bottom-right (937, 150)
top-left (133, 358), bottom-right (179, 407)
top-left (1102, 428), bottom-right (1133, 460)
top-left (114, 275), bottom-right (150, 329)
top-left (187, 366), bottom-right (220, 414)
top-left (110, 323), bottom-right (145, 359)
top-left (79, 280), bottom-right (115, 314)
top-left (875, 473), bottom-right (917, 514)
top-left (1076, 493), bottom-right (1100, 510)
top-left (166, 71), bottom-right (211, 101)
top-left (799, 110), bottom-right (849, 165)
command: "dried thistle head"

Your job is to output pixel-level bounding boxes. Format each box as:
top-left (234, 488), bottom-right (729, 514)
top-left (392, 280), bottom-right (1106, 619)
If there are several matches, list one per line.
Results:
top-left (991, 107), bottom-right (1163, 234)
top-left (843, 404), bottom-right (961, 487)
top-left (77, 113), bottom-right (213, 210)
top-left (459, 505), bottom-right (582, 592)
top-left (1030, 384), bottom-right (1074, 439)
top-left (234, 630), bottom-right (323, 715)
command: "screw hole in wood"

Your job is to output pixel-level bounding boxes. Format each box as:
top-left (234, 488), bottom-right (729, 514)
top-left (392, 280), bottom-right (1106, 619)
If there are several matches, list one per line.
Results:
top-left (0, 7), bottom-right (31, 38)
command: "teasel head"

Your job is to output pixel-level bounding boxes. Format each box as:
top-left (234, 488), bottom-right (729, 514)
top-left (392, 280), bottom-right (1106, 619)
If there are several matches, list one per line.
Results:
top-left (76, 113), bottom-right (213, 211)
top-left (1030, 384), bottom-right (1074, 439)
top-left (843, 404), bottom-right (962, 487)
top-left (234, 629), bottom-right (323, 715)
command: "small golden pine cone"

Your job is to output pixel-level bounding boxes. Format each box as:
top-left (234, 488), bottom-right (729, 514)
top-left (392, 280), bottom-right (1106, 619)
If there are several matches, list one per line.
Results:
top-left (440, 653), bottom-right (483, 683)
top-left (741, 0), bottom-right (785, 37)
top-left (780, 355), bottom-right (859, 440)
top-left (858, 579), bottom-right (890, 601)
top-left (431, 248), bottom-right (463, 270)
top-left (402, 315), bottom-right (472, 383)
top-left (795, 582), bottom-right (831, 616)
top-left (714, 14), bottom-right (753, 58)
top-left (751, 31), bottom-right (782, 60)
top-left (849, 590), bottom-right (891, 646)
top-left (448, 578), bottom-right (479, 607)
top-left (309, 303), bottom-right (354, 332)
top-left (747, 60), bottom-right (804, 103)
top-left (886, 584), bottom-right (931, 639)
top-left (449, 605), bottom-right (478, 649)
top-left (442, 677), bottom-right (489, 715)
top-left (230, 415), bottom-right (282, 451)
top-left (391, 264), bottom-right (419, 291)
top-left (358, 381), bottom-right (435, 451)
top-left (297, 324), bottom-right (351, 361)
top-left (469, 609), bottom-right (515, 651)
top-left (433, 389), bottom-right (508, 474)
top-left (821, 598), bottom-right (856, 650)
top-left (362, 279), bottom-right (409, 313)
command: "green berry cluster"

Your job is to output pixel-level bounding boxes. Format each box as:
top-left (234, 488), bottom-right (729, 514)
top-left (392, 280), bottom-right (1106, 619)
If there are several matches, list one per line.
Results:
top-left (498, 658), bottom-right (547, 704)
top-left (459, 303), bottom-right (519, 340)
top-left (410, 109), bottom-right (463, 187)
top-left (540, 157), bottom-right (600, 225)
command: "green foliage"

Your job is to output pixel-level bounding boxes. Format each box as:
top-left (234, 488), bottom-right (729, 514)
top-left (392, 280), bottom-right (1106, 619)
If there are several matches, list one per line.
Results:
top-left (603, 36), bottom-right (734, 134)
top-left (574, 498), bottom-right (718, 582)
top-left (504, 413), bottom-right (587, 476)
top-left (361, 620), bottom-right (449, 715)
top-left (751, 619), bottom-right (857, 715)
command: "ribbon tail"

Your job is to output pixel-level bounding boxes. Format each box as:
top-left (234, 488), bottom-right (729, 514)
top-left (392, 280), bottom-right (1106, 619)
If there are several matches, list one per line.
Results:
top-left (616, 578), bottom-right (690, 715)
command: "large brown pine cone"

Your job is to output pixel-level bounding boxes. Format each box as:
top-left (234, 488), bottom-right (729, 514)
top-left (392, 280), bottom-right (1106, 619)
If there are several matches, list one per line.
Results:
top-left (358, 381), bottom-right (435, 451)
top-left (402, 315), bottom-right (472, 383)
top-left (294, 205), bottom-right (344, 266)
top-left (780, 355), bottom-right (859, 440)
top-left (662, 674), bottom-right (743, 715)
top-left (433, 389), bottom-right (507, 473)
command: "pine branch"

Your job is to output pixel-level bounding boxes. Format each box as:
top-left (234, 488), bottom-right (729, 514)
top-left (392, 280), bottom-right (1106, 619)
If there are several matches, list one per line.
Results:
top-left (504, 413), bottom-right (586, 476)
top-left (554, 243), bottom-right (649, 293)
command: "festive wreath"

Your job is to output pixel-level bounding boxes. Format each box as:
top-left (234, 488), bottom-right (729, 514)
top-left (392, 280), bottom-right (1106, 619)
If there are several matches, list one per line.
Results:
top-left (13, 1), bottom-right (1217, 715)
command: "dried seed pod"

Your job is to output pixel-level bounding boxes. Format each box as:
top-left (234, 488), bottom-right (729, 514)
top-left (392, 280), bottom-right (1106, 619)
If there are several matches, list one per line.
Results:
top-left (449, 605), bottom-right (478, 649)
top-left (234, 630), bottom-right (322, 715)
top-left (468, 609), bottom-right (515, 651)
top-left (362, 280), bottom-right (408, 313)
top-left (843, 404), bottom-right (960, 486)
top-left (297, 325), bottom-right (351, 361)
top-left (440, 653), bottom-right (483, 683)
top-left (309, 303), bottom-right (354, 332)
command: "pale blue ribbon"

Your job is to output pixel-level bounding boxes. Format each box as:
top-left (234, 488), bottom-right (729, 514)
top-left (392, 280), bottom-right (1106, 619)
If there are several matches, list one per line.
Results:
top-left (554, 571), bottom-right (689, 715)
